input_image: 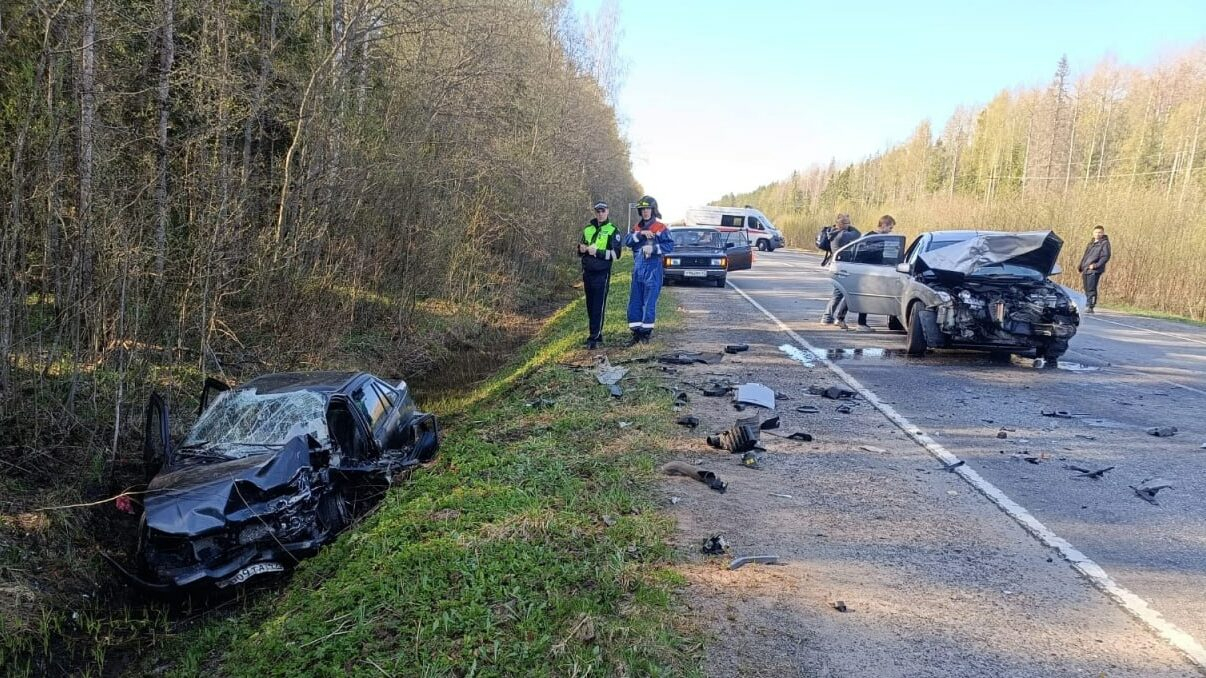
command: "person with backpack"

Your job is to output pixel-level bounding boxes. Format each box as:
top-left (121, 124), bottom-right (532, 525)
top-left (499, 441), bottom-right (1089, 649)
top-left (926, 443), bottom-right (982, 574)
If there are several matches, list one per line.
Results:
top-left (820, 214), bottom-right (860, 324)
top-left (579, 201), bottom-right (623, 349)
top-left (624, 195), bottom-right (674, 345)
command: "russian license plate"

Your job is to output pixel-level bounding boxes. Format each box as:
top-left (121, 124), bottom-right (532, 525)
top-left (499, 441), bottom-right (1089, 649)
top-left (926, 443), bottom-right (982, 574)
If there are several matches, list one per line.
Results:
top-left (683, 270), bottom-right (706, 278)
top-left (217, 561), bottom-right (285, 588)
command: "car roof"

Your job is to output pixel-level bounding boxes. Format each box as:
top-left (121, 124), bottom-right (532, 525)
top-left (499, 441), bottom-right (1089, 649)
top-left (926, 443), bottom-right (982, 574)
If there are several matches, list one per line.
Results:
top-left (239, 371), bottom-right (361, 394)
top-left (670, 225), bottom-right (741, 232)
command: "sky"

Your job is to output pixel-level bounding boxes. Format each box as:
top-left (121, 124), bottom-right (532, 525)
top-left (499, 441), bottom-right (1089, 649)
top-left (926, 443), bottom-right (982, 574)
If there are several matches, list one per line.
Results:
top-left (572, 0), bottom-right (1206, 222)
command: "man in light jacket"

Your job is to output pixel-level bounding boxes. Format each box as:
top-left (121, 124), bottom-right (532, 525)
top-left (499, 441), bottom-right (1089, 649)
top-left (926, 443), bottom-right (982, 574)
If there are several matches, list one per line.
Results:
top-left (1077, 225), bottom-right (1111, 314)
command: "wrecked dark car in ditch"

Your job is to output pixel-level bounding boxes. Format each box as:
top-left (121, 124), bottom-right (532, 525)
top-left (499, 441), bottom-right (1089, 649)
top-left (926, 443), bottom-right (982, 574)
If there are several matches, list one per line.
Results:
top-left (828, 230), bottom-right (1082, 362)
top-left (129, 371), bottom-right (439, 591)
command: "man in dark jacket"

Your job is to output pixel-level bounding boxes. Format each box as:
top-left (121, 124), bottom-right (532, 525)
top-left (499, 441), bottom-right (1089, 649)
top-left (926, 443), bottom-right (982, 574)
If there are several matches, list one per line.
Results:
top-left (821, 214), bottom-right (860, 324)
top-left (579, 202), bottom-right (623, 348)
top-left (1077, 225), bottom-right (1111, 314)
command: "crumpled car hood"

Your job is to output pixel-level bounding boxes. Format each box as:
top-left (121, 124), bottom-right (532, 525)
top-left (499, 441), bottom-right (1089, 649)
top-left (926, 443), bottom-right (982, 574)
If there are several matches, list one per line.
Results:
top-left (916, 231), bottom-right (1063, 278)
top-left (144, 436), bottom-right (311, 536)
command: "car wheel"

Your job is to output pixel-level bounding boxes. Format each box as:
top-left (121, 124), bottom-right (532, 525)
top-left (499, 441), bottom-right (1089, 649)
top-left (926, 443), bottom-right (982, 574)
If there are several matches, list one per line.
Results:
top-left (1040, 339), bottom-right (1068, 364)
top-left (989, 350), bottom-right (1012, 364)
top-left (905, 303), bottom-right (927, 356)
top-left (715, 276), bottom-right (726, 288)
top-left (318, 491), bottom-right (350, 534)
top-left (756, 239), bottom-right (768, 251)
top-left (888, 315), bottom-right (905, 332)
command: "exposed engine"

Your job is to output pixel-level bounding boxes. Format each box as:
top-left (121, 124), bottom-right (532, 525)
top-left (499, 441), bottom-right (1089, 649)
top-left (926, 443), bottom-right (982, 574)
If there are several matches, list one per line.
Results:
top-left (934, 280), bottom-right (1079, 348)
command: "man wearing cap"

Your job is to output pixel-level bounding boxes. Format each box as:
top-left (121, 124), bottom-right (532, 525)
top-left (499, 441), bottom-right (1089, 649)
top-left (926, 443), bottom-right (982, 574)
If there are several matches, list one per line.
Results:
top-left (579, 202), bottom-right (623, 349)
top-left (624, 195), bottom-right (674, 345)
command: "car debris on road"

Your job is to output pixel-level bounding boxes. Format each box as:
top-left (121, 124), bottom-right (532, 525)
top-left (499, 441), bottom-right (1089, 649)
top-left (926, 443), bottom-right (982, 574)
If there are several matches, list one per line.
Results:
top-left (809, 385), bottom-right (857, 400)
top-left (735, 383), bottom-right (776, 409)
top-left (728, 555), bottom-right (780, 570)
top-left (1068, 465), bottom-right (1115, 479)
top-left (677, 415), bottom-right (700, 429)
top-left (707, 421), bottom-right (761, 453)
top-left (724, 344), bottom-right (750, 354)
top-left (701, 534), bottom-right (730, 555)
top-left (662, 461), bottom-right (728, 493)
top-left (1131, 479), bottom-right (1173, 505)
top-left (1146, 426), bottom-right (1177, 437)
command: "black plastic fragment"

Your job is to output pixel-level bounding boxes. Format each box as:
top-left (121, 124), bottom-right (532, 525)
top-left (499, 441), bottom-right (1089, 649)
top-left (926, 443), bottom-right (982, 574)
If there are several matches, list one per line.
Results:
top-left (724, 344), bottom-right (750, 354)
top-left (759, 416), bottom-right (781, 431)
top-left (786, 432), bottom-right (813, 442)
top-left (677, 415), bottom-right (700, 429)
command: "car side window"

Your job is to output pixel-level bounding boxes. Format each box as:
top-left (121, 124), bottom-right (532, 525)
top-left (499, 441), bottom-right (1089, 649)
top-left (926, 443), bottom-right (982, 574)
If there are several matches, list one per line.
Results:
top-left (371, 380), bottom-right (396, 408)
top-left (904, 237), bottom-right (923, 263)
top-left (835, 243), bottom-right (858, 263)
top-left (352, 385), bottom-right (389, 430)
top-left (852, 238), bottom-right (903, 266)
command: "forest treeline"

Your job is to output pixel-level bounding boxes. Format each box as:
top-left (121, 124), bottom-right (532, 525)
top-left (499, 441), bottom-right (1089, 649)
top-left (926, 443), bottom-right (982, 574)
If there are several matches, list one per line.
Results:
top-left (1, 0), bottom-right (636, 402)
top-left (718, 48), bottom-right (1206, 320)
top-left (1, 1), bottom-right (634, 668)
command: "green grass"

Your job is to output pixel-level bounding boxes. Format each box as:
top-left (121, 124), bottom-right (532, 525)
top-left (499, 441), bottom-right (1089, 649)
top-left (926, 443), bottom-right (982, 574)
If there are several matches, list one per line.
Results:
top-left (150, 262), bottom-right (699, 677)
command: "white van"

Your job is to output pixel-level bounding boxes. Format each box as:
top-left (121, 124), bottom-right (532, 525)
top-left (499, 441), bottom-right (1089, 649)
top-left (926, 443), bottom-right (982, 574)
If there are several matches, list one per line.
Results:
top-left (683, 206), bottom-right (786, 252)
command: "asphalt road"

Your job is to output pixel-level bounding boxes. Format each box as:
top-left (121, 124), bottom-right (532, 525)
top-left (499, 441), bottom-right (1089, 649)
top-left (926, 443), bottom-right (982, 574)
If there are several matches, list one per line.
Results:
top-left (719, 248), bottom-right (1206, 670)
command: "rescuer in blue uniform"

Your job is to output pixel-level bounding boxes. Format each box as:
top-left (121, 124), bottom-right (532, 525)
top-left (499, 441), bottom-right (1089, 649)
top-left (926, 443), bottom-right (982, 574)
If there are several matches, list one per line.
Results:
top-left (624, 195), bottom-right (674, 345)
top-left (579, 201), bottom-right (623, 349)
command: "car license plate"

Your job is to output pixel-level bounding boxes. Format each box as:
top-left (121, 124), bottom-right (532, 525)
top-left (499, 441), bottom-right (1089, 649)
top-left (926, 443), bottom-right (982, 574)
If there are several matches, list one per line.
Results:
top-left (684, 270), bottom-right (706, 278)
top-left (217, 561), bottom-right (285, 588)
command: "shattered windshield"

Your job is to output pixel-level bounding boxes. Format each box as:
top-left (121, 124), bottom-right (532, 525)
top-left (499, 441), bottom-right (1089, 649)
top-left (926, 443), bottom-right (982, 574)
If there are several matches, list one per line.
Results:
top-left (183, 388), bottom-right (329, 454)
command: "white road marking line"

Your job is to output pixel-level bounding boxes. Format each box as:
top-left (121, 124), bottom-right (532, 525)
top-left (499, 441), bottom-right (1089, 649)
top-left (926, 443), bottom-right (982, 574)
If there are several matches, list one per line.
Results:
top-left (726, 279), bottom-right (1206, 672)
top-left (1167, 381), bottom-right (1206, 397)
top-left (1089, 315), bottom-right (1206, 347)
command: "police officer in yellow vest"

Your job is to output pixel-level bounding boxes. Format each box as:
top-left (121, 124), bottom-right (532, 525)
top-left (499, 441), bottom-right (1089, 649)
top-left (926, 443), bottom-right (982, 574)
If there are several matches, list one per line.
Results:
top-left (579, 201), bottom-right (623, 349)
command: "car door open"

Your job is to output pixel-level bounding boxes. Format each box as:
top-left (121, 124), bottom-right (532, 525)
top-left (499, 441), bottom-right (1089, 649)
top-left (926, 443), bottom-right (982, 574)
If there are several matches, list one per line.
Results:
top-left (832, 235), bottom-right (907, 315)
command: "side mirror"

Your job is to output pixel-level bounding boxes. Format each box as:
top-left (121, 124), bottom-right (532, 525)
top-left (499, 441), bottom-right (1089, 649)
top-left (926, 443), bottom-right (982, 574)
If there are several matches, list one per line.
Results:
top-left (896, 262), bottom-right (911, 274)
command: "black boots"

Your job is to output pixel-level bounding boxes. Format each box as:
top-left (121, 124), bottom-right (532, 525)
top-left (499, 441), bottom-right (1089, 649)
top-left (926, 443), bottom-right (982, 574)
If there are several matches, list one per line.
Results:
top-left (626, 328), bottom-right (652, 346)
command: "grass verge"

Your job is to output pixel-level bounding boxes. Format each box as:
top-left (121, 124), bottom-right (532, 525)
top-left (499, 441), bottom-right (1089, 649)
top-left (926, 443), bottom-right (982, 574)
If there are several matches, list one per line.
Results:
top-left (147, 263), bottom-right (700, 676)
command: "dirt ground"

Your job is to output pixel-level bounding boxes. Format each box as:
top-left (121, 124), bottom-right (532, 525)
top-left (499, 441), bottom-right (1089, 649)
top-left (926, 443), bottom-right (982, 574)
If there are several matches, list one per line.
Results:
top-left (654, 284), bottom-right (1197, 677)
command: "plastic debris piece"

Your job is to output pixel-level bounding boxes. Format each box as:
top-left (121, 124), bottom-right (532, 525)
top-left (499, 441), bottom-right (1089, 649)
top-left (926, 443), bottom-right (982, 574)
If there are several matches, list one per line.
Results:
top-left (728, 555), bottom-right (779, 570)
top-left (774, 392), bottom-right (790, 401)
top-left (740, 451), bottom-right (760, 468)
top-left (795, 405), bottom-right (820, 414)
top-left (759, 416), bottom-right (781, 431)
top-left (735, 383), bottom-right (776, 410)
top-left (996, 430), bottom-right (1008, 439)
top-left (618, 421), bottom-right (633, 429)
top-left (658, 352), bottom-right (724, 365)
top-left (661, 461), bottom-right (729, 493)
top-left (831, 600), bottom-right (849, 613)
top-left (701, 535), bottom-right (729, 555)
top-left (724, 344), bottom-right (750, 354)
top-left (609, 385), bottom-right (623, 398)
top-left (677, 415), bottom-right (700, 429)
top-left (702, 384), bottom-right (729, 397)
top-left (1040, 409), bottom-right (1073, 418)
top-left (593, 357), bottom-right (628, 385)
top-left (835, 404), bottom-right (853, 414)
top-left (707, 423), bottom-right (760, 453)
top-left (1146, 426), bottom-right (1177, 437)
top-left (1131, 478), bottom-right (1172, 505)
top-left (809, 385), bottom-right (856, 400)
top-left (785, 432), bottom-right (813, 442)
top-left (942, 460), bottom-right (965, 472)
top-left (1074, 465), bottom-right (1114, 479)
top-left (769, 493), bottom-right (792, 499)
top-left (859, 445), bottom-right (886, 454)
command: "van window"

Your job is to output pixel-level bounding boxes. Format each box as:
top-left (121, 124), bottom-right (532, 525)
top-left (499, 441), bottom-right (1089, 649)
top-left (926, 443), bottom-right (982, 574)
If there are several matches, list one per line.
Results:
top-left (748, 217), bottom-right (763, 231)
top-left (719, 214), bottom-right (743, 228)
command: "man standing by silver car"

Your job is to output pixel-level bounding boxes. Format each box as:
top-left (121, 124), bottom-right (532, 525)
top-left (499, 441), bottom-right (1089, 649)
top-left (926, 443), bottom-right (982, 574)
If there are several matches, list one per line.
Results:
top-left (821, 214), bottom-right (861, 324)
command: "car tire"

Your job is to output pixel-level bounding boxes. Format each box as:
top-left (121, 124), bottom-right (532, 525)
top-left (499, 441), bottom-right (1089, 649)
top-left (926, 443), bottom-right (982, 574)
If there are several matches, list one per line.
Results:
top-left (756, 239), bottom-right (768, 251)
top-left (888, 315), bottom-right (905, 332)
top-left (715, 276), bottom-right (726, 288)
top-left (1040, 339), bottom-right (1068, 364)
top-left (905, 303), bottom-right (927, 356)
top-left (989, 350), bottom-right (1012, 364)
top-left (318, 491), bottom-right (350, 534)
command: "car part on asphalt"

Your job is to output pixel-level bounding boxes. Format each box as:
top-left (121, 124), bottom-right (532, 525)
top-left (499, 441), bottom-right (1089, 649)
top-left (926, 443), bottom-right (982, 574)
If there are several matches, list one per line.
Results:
top-left (702, 383), bottom-right (729, 397)
top-left (661, 461), bottom-right (728, 493)
top-left (996, 430), bottom-right (1008, 439)
top-left (740, 451), bottom-right (761, 468)
top-left (942, 460), bottom-right (965, 472)
top-left (1131, 479), bottom-right (1173, 505)
top-left (836, 404), bottom-right (853, 414)
top-left (1041, 409), bottom-right (1074, 418)
top-left (785, 432), bottom-right (814, 442)
top-left (734, 383), bottom-right (776, 409)
top-left (809, 385), bottom-right (857, 400)
top-left (724, 344), bottom-right (750, 354)
top-left (707, 422), bottom-right (760, 453)
top-left (701, 534), bottom-right (730, 555)
top-left (728, 555), bottom-right (780, 570)
top-left (769, 493), bottom-right (793, 499)
top-left (795, 405), bottom-right (820, 414)
top-left (831, 600), bottom-right (850, 613)
top-left (658, 351), bottom-right (724, 365)
top-left (1146, 426), bottom-right (1177, 437)
top-left (1073, 465), bottom-right (1115, 479)
top-left (609, 384), bottom-right (623, 398)
top-left (759, 416), bottom-right (781, 431)
top-left (859, 445), bottom-right (886, 454)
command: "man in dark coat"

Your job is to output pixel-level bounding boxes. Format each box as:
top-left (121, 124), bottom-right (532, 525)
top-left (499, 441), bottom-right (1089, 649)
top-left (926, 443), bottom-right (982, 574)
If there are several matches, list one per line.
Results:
top-left (821, 214), bottom-right (860, 324)
top-left (1077, 225), bottom-right (1111, 314)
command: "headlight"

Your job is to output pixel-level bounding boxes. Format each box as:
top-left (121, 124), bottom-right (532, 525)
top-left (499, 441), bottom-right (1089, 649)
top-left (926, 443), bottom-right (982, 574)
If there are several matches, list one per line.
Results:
top-left (935, 291), bottom-right (952, 304)
top-left (711, 258), bottom-right (726, 267)
top-left (665, 258), bottom-right (680, 267)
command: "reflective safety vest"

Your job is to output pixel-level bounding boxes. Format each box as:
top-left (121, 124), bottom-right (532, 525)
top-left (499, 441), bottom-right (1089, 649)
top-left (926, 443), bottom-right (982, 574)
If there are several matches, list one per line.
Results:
top-left (583, 221), bottom-right (618, 249)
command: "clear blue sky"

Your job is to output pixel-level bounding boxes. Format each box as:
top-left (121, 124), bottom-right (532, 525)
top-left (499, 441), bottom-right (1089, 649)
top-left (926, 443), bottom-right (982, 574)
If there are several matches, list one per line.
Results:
top-left (573, 0), bottom-right (1206, 221)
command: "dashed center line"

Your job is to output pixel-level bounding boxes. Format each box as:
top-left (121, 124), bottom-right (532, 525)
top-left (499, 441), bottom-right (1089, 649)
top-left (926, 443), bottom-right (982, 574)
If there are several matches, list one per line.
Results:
top-left (726, 278), bottom-right (1206, 672)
